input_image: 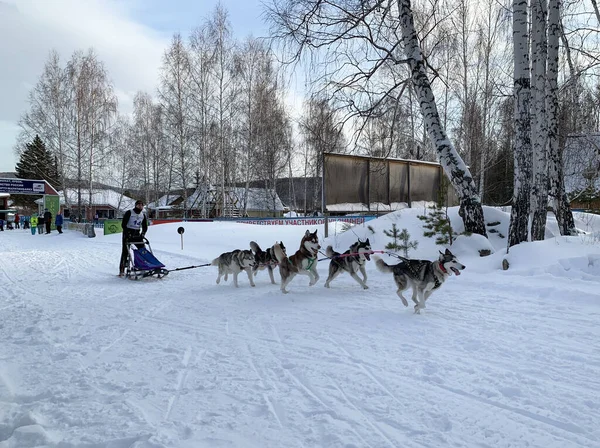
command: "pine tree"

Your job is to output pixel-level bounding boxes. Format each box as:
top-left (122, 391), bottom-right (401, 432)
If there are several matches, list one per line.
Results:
top-left (13, 135), bottom-right (61, 209)
top-left (15, 135), bottom-right (60, 188)
top-left (418, 178), bottom-right (455, 245)
top-left (418, 206), bottom-right (455, 245)
top-left (397, 228), bottom-right (419, 257)
top-left (384, 223), bottom-right (402, 251)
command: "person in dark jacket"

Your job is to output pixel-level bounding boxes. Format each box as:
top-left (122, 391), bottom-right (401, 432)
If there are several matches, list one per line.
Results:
top-left (55, 213), bottom-right (64, 234)
top-left (44, 208), bottom-right (52, 234)
top-left (119, 200), bottom-right (148, 277)
top-left (37, 214), bottom-right (45, 236)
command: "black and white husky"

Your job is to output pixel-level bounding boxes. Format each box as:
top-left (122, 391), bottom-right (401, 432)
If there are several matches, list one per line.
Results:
top-left (374, 249), bottom-right (465, 313)
top-left (211, 249), bottom-right (257, 287)
top-left (324, 238), bottom-right (372, 289)
top-left (273, 230), bottom-right (321, 294)
top-left (249, 241), bottom-right (282, 284)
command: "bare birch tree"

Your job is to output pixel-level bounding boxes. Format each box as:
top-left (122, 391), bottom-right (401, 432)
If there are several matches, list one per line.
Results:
top-left (508, 0), bottom-right (532, 249)
top-left (266, 0), bottom-right (487, 235)
top-left (19, 50), bottom-right (71, 198)
top-left (530, 0), bottom-right (549, 241)
top-left (159, 34), bottom-right (194, 217)
top-left (547, 0), bottom-right (576, 235)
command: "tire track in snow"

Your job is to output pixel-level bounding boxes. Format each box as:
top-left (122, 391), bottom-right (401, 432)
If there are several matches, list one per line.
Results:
top-left (429, 382), bottom-right (597, 445)
top-left (83, 300), bottom-right (172, 368)
top-left (164, 344), bottom-right (202, 421)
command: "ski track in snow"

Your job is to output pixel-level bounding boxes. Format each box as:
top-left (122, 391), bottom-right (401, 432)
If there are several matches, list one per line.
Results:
top-left (0, 226), bottom-right (599, 447)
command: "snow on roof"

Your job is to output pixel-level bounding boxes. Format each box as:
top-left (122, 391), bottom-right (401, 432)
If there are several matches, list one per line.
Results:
top-left (147, 193), bottom-right (181, 210)
top-left (36, 188), bottom-right (137, 213)
top-left (148, 186), bottom-right (285, 211)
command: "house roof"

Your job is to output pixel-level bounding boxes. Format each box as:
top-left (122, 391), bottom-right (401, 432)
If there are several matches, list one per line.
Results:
top-left (147, 186), bottom-right (285, 211)
top-left (35, 188), bottom-right (137, 213)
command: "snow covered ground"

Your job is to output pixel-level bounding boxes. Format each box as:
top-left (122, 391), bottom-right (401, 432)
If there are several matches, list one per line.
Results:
top-left (1, 207), bottom-right (599, 448)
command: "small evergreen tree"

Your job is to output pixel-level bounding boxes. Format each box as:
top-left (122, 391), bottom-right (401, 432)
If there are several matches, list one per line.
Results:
top-left (384, 222), bottom-right (402, 251)
top-left (418, 176), bottom-right (455, 245)
top-left (397, 228), bottom-right (419, 257)
top-left (418, 207), bottom-right (455, 245)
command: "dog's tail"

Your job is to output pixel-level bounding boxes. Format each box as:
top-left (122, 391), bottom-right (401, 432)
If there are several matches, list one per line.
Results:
top-left (249, 241), bottom-right (260, 254)
top-left (325, 245), bottom-right (338, 258)
top-left (211, 257), bottom-right (219, 266)
top-left (373, 255), bottom-right (393, 274)
top-left (273, 242), bottom-right (287, 264)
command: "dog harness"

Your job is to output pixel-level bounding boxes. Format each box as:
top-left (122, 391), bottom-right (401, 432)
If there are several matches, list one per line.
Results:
top-left (406, 259), bottom-right (443, 290)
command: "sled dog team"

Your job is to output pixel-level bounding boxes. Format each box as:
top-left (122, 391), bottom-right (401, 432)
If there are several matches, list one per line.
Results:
top-left (212, 229), bottom-right (466, 314)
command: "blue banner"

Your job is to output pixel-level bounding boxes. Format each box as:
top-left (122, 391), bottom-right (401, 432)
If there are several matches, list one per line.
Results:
top-left (0, 178), bottom-right (46, 194)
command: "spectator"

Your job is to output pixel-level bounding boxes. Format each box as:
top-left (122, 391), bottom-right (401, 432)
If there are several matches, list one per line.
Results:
top-left (37, 214), bottom-right (45, 236)
top-left (0, 218), bottom-right (4, 231)
top-left (30, 215), bottom-right (37, 235)
top-left (55, 212), bottom-right (64, 234)
top-left (23, 217), bottom-right (30, 230)
top-left (14, 213), bottom-right (20, 229)
top-left (94, 213), bottom-right (99, 225)
top-left (44, 208), bottom-right (52, 234)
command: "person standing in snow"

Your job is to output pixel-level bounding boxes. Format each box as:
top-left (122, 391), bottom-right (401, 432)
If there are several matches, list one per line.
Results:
top-left (119, 200), bottom-right (148, 277)
top-left (44, 208), bottom-right (52, 234)
top-left (55, 212), bottom-right (64, 234)
top-left (30, 215), bottom-right (37, 235)
top-left (37, 213), bottom-right (45, 236)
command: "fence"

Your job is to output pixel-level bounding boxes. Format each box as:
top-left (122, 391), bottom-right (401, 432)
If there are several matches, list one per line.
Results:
top-left (323, 153), bottom-right (458, 212)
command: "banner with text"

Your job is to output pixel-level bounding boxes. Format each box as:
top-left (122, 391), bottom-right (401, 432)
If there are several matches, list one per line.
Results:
top-left (234, 217), bottom-right (375, 226)
top-left (0, 178), bottom-right (46, 194)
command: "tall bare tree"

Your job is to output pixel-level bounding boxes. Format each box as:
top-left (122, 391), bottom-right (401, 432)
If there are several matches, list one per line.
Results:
top-left (18, 51), bottom-right (71, 198)
top-left (548, 0), bottom-right (575, 235)
top-left (159, 34), bottom-right (194, 216)
top-left (66, 49), bottom-right (117, 219)
top-left (267, 0), bottom-right (487, 235)
top-left (530, 0), bottom-right (549, 241)
top-left (508, 0), bottom-right (532, 249)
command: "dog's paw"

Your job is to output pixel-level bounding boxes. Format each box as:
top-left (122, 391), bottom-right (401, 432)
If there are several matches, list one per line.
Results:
top-left (250, 283), bottom-right (256, 287)
top-left (362, 285), bottom-right (369, 290)
top-left (324, 283), bottom-right (330, 288)
top-left (400, 298), bottom-right (408, 307)
top-left (281, 289), bottom-right (289, 294)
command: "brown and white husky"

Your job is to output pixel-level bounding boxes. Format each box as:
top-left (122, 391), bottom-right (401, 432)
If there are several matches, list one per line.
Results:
top-left (273, 230), bottom-right (321, 294)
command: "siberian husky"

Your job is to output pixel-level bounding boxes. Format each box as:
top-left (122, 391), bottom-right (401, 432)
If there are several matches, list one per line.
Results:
top-left (249, 241), bottom-right (283, 284)
top-left (324, 238), bottom-right (372, 289)
top-left (374, 249), bottom-right (465, 313)
top-left (212, 249), bottom-right (257, 287)
top-left (273, 230), bottom-right (321, 294)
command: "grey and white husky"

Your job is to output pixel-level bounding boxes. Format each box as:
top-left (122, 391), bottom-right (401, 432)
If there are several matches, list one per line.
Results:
top-left (374, 249), bottom-right (465, 313)
top-left (273, 230), bottom-right (321, 294)
top-left (249, 241), bottom-right (282, 284)
top-left (211, 249), bottom-right (257, 287)
top-left (324, 238), bottom-right (372, 289)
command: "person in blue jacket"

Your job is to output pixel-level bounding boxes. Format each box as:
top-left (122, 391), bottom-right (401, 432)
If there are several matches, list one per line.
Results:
top-left (55, 212), bottom-right (64, 234)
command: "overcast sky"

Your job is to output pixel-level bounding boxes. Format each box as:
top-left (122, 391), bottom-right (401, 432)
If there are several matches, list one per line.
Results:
top-left (0, 0), bottom-right (278, 172)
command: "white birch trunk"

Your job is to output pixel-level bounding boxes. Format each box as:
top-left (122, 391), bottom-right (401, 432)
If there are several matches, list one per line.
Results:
top-left (397, 0), bottom-right (487, 236)
top-left (530, 0), bottom-right (549, 241)
top-left (508, 0), bottom-right (532, 250)
top-left (546, 0), bottom-right (576, 235)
